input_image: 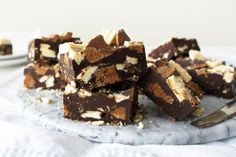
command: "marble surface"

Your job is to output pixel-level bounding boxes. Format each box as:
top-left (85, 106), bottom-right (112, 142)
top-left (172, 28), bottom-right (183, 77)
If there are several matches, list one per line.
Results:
top-left (0, 71), bottom-right (236, 145)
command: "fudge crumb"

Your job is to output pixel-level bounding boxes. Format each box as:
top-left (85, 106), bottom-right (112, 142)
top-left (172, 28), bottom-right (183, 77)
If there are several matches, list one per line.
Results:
top-left (39, 97), bottom-right (53, 104)
top-left (137, 122), bottom-right (144, 129)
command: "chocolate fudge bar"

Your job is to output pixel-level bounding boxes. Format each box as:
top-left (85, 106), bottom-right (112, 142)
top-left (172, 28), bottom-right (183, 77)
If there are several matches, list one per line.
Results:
top-left (59, 32), bottom-right (147, 90)
top-left (24, 63), bottom-right (66, 90)
top-left (28, 32), bottom-right (81, 65)
top-left (176, 50), bottom-right (236, 99)
top-left (139, 60), bottom-right (203, 121)
top-left (149, 38), bottom-right (200, 60)
top-left (0, 38), bottom-right (12, 55)
top-left (63, 81), bottom-right (138, 124)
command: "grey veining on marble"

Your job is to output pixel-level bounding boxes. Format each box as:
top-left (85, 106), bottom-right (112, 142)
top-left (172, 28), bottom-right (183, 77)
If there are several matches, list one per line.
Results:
top-left (0, 76), bottom-right (236, 145)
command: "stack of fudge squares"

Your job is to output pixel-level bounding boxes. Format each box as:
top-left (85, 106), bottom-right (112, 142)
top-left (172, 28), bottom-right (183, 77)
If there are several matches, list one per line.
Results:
top-left (23, 32), bottom-right (236, 124)
top-left (143, 38), bottom-right (236, 120)
top-left (59, 29), bottom-right (147, 124)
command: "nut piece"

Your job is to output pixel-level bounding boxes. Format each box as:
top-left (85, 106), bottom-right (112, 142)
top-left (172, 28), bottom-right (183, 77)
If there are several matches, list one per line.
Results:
top-left (78, 89), bottom-right (92, 98)
top-left (76, 66), bottom-right (98, 83)
top-left (91, 121), bottom-right (105, 126)
top-left (24, 74), bottom-right (35, 88)
top-left (116, 29), bottom-right (131, 46)
top-left (100, 29), bottom-right (117, 45)
top-left (124, 41), bottom-right (144, 53)
top-left (116, 64), bottom-right (126, 70)
top-left (126, 56), bottom-right (138, 64)
top-left (40, 44), bottom-right (56, 58)
top-left (168, 60), bottom-right (192, 83)
top-left (189, 50), bottom-right (206, 61)
top-left (45, 76), bottom-right (55, 88)
top-left (95, 66), bottom-right (121, 87)
top-left (177, 44), bottom-right (188, 53)
top-left (59, 42), bottom-right (85, 65)
top-left (110, 107), bottom-right (126, 120)
top-left (83, 47), bottom-right (112, 63)
top-left (81, 111), bottom-right (102, 119)
top-left (148, 82), bottom-right (174, 104)
top-left (111, 93), bottom-right (130, 103)
top-left (166, 75), bottom-right (193, 103)
top-left (64, 81), bottom-right (77, 94)
top-left (39, 75), bottom-right (55, 88)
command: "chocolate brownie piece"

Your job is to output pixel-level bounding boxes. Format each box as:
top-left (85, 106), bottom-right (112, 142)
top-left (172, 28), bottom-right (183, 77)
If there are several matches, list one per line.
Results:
top-left (176, 50), bottom-right (236, 99)
top-left (139, 60), bottom-right (203, 121)
top-left (28, 32), bottom-right (81, 65)
top-left (0, 38), bottom-right (12, 55)
top-left (63, 81), bottom-right (138, 124)
top-left (24, 63), bottom-right (66, 90)
top-left (149, 38), bottom-right (200, 60)
top-left (59, 34), bottom-right (147, 90)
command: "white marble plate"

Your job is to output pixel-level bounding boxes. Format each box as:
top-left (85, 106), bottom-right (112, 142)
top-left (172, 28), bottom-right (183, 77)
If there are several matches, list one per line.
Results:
top-left (0, 73), bottom-right (236, 145)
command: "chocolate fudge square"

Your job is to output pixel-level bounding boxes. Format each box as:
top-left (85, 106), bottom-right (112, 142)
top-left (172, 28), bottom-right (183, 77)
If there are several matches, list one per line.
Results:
top-left (28, 32), bottom-right (81, 65)
top-left (24, 63), bottom-right (66, 90)
top-left (149, 38), bottom-right (200, 60)
top-left (139, 60), bottom-right (203, 121)
top-left (176, 50), bottom-right (236, 99)
top-left (0, 38), bottom-right (12, 55)
top-left (63, 81), bottom-right (138, 124)
top-left (59, 33), bottom-right (147, 90)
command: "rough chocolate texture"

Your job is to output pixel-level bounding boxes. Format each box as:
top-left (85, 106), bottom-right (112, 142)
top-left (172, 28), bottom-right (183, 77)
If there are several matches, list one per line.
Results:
top-left (149, 38), bottom-right (200, 60)
top-left (59, 35), bottom-right (147, 90)
top-left (24, 63), bottom-right (66, 90)
top-left (64, 83), bottom-right (138, 124)
top-left (176, 52), bottom-right (236, 99)
top-left (139, 60), bottom-right (203, 121)
top-left (28, 32), bottom-right (81, 65)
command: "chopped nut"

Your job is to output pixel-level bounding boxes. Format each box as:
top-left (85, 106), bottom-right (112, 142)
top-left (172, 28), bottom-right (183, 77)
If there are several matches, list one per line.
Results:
top-left (40, 44), bottom-right (56, 58)
top-left (100, 29), bottom-right (116, 45)
top-left (124, 41), bottom-right (144, 53)
top-left (168, 60), bottom-right (192, 83)
top-left (110, 107), bottom-right (126, 120)
top-left (64, 82), bottom-right (77, 94)
top-left (59, 42), bottom-right (85, 65)
top-left (148, 82), bottom-right (174, 104)
top-left (116, 64), bottom-right (126, 70)
top-left (189, 50), bottom-right (206, 61)
top-left (95, 66), bottom-right (121, 87)
top-left (206, 60), bottom-right (223, 68)
top-left (45, 76), bottom-right (55, 88)
top-left (76, 66), bottom-right (98, 83)
top-left (91, 121), bottom-right (105, 126)
top-left (166, 75), bottom-right (194, 103)
top-left (110, 93), bottom-right (130, 103)
top-left (126, 56), bottom-right (138, 64)
top-left (24, 74), bottom-right (35, 88)
top-left (78, 89), bottom-right (92, 98)
top-left (177, 45), bottom-right (188, 52)
top-left (81, 111), bottom-right (102, 119)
